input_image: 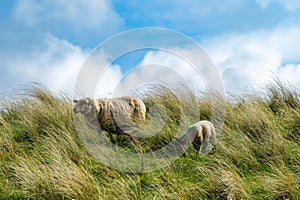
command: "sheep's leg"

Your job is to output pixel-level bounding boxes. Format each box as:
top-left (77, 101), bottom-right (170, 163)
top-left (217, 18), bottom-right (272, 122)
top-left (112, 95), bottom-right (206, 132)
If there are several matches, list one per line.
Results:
top-left (128, 134), bottom-right (140, 147)
top-left (120, 133), bottom-right (143, 152)
top-left (128, 134), bottom-right (137, 144)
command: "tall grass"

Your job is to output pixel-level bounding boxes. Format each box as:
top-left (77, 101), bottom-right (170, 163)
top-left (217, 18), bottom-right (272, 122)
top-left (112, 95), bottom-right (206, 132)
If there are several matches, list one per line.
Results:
top-left (0, 82), bottom-right (299, 199)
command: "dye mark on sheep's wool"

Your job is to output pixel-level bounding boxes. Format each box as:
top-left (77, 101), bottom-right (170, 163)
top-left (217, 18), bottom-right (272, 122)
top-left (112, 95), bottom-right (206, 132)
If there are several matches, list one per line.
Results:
top-left (72, 28), bottom-right (226, 173)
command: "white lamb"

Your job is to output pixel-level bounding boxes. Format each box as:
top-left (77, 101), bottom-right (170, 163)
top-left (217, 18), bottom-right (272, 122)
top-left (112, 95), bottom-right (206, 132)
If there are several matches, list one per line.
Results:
top-left (73, 96), bottom-right (146, 144)
top-left (175, 120), bottom-right (217, 155)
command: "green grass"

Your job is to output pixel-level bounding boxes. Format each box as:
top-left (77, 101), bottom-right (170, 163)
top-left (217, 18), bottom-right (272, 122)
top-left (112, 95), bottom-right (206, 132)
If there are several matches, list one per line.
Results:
top-left (0, 82), bottom-right (299, 199)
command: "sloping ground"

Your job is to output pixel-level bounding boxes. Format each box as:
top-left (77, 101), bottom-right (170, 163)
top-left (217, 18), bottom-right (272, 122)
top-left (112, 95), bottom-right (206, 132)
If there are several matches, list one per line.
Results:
top-left (0, 82), bottom-right (299, 199)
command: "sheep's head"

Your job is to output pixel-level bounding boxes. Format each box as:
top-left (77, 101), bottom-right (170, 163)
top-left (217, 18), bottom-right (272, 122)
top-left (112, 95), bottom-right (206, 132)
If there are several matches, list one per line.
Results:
top-left (73, 98), bottom-right (93, 114)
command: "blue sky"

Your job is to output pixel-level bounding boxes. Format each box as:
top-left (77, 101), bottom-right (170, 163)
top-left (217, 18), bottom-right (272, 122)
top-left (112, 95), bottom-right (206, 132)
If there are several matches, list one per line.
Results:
top-left (0, 0), bottom-right (300, 95)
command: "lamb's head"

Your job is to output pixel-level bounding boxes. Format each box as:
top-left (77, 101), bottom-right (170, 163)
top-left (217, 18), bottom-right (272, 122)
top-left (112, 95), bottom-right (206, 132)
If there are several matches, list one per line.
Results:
top-left (73, 98), bottom-right (94, 114)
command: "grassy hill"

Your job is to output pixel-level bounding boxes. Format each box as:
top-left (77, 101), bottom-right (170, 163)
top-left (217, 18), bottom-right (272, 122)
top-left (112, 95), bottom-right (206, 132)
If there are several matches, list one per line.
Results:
top-left (0, 82), bottom-right (299, 199)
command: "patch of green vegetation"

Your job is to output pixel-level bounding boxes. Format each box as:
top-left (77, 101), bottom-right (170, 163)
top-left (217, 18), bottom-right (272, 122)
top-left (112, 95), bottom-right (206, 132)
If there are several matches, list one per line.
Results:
top-left (0, 81), bottom-right (299, 199)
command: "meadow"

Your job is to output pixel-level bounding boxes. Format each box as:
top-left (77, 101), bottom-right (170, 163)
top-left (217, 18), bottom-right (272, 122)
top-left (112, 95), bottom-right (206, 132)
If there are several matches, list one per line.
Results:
top-left (0, 81), bottom-right (299, 199)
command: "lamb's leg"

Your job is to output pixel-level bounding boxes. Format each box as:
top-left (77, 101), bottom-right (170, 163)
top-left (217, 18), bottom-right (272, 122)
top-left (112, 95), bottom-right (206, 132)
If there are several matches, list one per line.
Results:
top-left (200, 139), bottom-right (209, 154)
top-left (209, 125), bottom-right (217, 154)
top-left (209, 136), bottom-right (217, 154)
top-left (200, 132), bottom-right (210, 155)
top-left (192, 139), bottom-right (201, 152)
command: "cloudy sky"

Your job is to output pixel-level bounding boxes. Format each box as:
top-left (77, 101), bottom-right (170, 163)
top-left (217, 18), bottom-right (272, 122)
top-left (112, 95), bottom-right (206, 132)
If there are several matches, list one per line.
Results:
top-left (1, 0), bottom-right (300, 96)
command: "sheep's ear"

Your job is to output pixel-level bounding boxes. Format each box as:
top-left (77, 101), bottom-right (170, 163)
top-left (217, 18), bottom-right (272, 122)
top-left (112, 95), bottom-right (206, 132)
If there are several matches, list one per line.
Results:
top-left (84, 98), bottom-right (90, 103)
top-left (73, 100), bottom-right (78, 103)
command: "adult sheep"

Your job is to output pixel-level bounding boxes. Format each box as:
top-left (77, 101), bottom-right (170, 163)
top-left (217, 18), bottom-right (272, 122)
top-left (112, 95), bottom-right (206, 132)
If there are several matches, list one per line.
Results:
top-left (73, 96), bottom-right (146, 144)
top-left (175, 120), bottom-right (217, 155)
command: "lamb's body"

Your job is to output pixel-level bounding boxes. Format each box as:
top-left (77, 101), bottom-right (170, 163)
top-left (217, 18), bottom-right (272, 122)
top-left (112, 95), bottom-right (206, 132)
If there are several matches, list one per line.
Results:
top-left (176, 120), bottom-right (217, 154)
top-left (73, 96), bottom-right (146, 143)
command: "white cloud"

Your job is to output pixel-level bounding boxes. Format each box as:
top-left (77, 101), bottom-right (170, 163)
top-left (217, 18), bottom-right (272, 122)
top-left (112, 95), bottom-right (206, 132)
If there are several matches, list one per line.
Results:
top-left (2, 34), bottom-right (87, 92)
top-left (0, 0), bottom-right (124, 95)
top-left (0, 33), bottom-right (124, 98)
top-left (202, 26), bottom-right (300, 93)
top-left (68, 49), bottom-right (123, 98)
top-left (2, 25), bottom-right (299, 97)
top-left (112, 50), bottom-right (209, 97)
top-left (278, 64), bottom-right (300, 86)
top-left (139, 50), bottom-right (207, 91)
top-left (6, 25), bottom-right (298, 97)
top-left (13, 0), bottom-right (123, 32)
top-left (95, 64), bottom-right (123, 98)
